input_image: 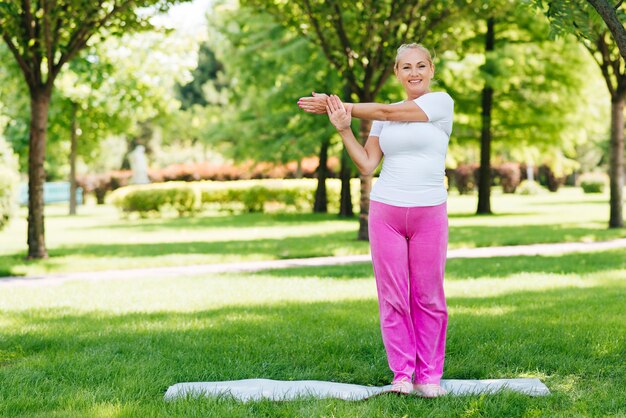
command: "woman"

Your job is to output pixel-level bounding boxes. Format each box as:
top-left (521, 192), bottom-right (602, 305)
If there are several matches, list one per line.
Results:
top-left (298, 43), bottom-right (453, 398)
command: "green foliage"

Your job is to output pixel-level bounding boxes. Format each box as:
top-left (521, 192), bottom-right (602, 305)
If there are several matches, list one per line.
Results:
top-left (530, 0), bottom-right (609, 41)
top-left (578, 172), bottom-right (609, 193)
top-left (206, 3), bottom-right (340, 165)
top-left (175, 43), bottom-right (227, 109)
top-left (517, 179), bottom-right (545, 195)
top-left (0, 136), bottom-right (19, 230)
top-left (109, 179), bottom-right (361, 216)
top-left (109, 182), bottom-right (201, 217)
top-left (241, 0), bottom-right (463, 99)
top-left (438, 4), bottom-right (602, 169)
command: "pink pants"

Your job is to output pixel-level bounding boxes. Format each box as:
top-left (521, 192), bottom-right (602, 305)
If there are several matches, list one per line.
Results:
top-left (368, 200), bottom-right (448, 384)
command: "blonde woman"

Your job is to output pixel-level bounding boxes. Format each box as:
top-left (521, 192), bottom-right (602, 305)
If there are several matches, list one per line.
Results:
top-left (298, 44), bottom-right (453, 398)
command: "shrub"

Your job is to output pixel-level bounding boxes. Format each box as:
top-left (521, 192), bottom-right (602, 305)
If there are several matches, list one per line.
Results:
top-left (538, 164), bottom-right (565, 192)
top-left (495, 162), bottom-right (521, 193)
top-left (109, 179), bottom-right (364, 217)
top-left (578, 172), bottom-right (608, 194)
top-left (109, 182), bottom-right (200, 217)
top-left (517, 180), bottom-right (545, 195)
top-left (0, 137), bottom-right (19, 230)
top-left (454, 163), bottom-right (479, 194)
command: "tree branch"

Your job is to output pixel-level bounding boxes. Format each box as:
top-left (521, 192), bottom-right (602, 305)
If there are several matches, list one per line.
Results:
top-left (52, 0), bottom-right (128, 80)
top-left (329, 1), bottom-right (363, 94)
top-left (298, 0), bottom-right (362, 95)
top-left (596, 32), bottom-right (618, 95)
top-left (43, 0), bottom-right (54, 81)
top-left (2, 33), bottom-right (36, 88)
top-left (587, 0), bottom-right (626, 61)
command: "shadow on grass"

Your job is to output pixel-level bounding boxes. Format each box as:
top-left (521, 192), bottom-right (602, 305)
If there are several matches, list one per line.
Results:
top-left (87, 212), bottom-right (351, 231)
top-left (0, 282), bottom-right (624, 416)
top-left (447, 212), bottom-right (541, 219)
top-left (256, 248), bottom-right (626, 281)
top-left (1, 221), bottom-right (625, 278)
top-left (449, 223), bottom-right (626, 248)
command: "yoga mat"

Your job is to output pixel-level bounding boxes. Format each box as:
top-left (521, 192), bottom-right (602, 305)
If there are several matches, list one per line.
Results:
top-left (164, 378), bottom-right (550, 401)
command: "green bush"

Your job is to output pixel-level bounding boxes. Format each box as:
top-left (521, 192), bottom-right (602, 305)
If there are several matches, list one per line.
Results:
top-left (517, 180), bottom-right (545, 195)
top-left (578, 172), bottom-right (608, 194)
top-left (0, 137), bottom-right (20, 230)
top-left (109, 182), bottom-right (200, 217)
top-left (110, 179), bottom-right (362, 217)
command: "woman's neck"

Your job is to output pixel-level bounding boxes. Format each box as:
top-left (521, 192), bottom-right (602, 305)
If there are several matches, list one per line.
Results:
top-left (405, 90), bottom-right (430, 101)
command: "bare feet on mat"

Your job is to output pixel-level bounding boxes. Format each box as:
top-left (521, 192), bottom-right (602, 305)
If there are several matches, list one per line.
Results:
top-left (413, 383), bottom-right (448, 398)
top-left (387, 378), bottom-right (414, 395)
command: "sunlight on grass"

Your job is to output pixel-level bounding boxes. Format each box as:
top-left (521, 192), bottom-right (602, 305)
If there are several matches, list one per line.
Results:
top-left (1, 264), bottom-right (623, 315)
top-left (0, 250), bottom-right (624, 416)
top-left (1, 187), bottom-right (625, 277)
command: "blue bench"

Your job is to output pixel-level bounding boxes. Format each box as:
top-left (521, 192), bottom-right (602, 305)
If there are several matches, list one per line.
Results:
top-left (19, 182), bottom-right (83, 206)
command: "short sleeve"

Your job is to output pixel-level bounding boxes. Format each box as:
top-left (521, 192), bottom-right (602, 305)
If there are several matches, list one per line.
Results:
top-left (413, 92), bottom-right (454, 123)
top-left (413, 92), bottom-right (454, 136)
top-left (369, 120), bottom-right (384, 137)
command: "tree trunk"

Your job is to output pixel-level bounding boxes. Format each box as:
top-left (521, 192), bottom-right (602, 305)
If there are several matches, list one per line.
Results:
top-left (69, 102), bottom-right (78, 216)
top-left (357, 119), bottom-right (373, 240)
top-left (339, 145), bottom-right (354, 217)
top-left (27, 91), bottom-right (51, 259)
top-left (339, 83), bottom-right (354, 217)
top-left (477, 17), bottom-right (495, 215)
top-left (609, 94), bottom-right (625, 228)
top-left (313, 138), bottom-right (329, 213)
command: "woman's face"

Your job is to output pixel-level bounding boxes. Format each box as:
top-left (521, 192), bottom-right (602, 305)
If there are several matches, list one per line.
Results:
top-left (394, 49), bottom-right (434, 98)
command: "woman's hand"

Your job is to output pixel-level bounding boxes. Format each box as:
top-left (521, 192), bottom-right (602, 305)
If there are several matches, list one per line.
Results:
top-left (297, 91), bottom-right (328, 114)
top-left (326, 94), bottom-right (352, 132)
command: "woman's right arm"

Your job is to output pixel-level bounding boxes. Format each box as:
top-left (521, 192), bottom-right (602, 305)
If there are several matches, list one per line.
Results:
top-left (327, 95), bottom-right (382, 176)
top-left (298, 93), bottom-right (429, 122)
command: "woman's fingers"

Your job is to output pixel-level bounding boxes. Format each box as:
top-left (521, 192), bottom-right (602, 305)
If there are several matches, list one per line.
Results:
top-left (327, 96), bottom-right (337, 113)
top-left (334, 95), bottom-right (343, 112)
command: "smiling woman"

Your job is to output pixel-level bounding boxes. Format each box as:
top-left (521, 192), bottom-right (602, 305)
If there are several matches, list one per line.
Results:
top-left (298, 43), bottom-right (454, 397)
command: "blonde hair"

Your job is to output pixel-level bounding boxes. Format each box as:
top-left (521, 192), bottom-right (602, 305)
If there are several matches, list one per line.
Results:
top-left (394, 43), bottom-right (433, 69)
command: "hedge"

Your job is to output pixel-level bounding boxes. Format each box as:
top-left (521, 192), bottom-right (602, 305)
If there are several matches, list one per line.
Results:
top-left (578, 172), bottom-right (608, 194)
top-left (109, 179), bottom-right (362, 217)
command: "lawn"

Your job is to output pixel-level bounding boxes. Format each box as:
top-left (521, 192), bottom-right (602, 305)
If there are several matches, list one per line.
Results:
top-left (0, 187), bottom-right (624, 277)
top-left (0, 249), bottom-right (624, 417)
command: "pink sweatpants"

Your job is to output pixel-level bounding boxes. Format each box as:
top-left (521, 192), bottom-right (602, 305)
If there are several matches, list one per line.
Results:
top-left (368, 200), bottom-right (448, 384)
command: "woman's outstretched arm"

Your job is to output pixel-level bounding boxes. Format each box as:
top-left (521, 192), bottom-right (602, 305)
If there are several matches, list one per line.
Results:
top-left (325, 95), bottom-right (383, 176)
top-left (298, 93), bottom-right (428, 122)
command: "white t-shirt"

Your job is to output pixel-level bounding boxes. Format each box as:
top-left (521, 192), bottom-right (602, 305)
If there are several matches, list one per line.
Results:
top-left (369, 91), bottom-right (454, 207)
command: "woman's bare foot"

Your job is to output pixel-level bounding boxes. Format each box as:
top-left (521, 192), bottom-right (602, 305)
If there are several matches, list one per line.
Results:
top-left (413, 383), bottom-right (448, 398)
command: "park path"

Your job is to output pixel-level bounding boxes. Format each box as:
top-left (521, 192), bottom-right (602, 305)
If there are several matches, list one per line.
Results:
top-left (2, 238), bottom-right (626, 287)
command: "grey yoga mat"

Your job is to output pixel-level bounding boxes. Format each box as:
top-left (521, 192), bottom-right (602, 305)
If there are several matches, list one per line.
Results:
top-left (164, 378), bottom-right (550, 401)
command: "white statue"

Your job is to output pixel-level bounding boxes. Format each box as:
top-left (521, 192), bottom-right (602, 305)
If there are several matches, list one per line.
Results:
top-left (130, 145), bottom-right (150, 185)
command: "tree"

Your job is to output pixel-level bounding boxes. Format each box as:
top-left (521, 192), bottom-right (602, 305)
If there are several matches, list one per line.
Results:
top-left (587, 0), bottom-right (626, 59)
top-left (0, 0), bottom-right (190, 258)
top-left (206, 3), bottom-right (342, 212)
top-left (242, 0), bottom-right (462, 240)
top-left (533, 0), bottom-right (625, 227)
top-left (443, 2), bottom-right (594, 212)
top-left (176, 43), bottom-right (227, 110)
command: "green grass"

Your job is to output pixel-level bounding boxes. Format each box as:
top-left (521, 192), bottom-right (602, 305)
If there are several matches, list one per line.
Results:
top-left (0, 187), bottom-right (624, 277)
top-left (0, 249), bottom-right (624, 417)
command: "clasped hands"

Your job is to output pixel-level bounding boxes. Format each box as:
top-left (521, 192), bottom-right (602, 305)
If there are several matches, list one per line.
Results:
top-left (298, 92), bottom-right (353, 133)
